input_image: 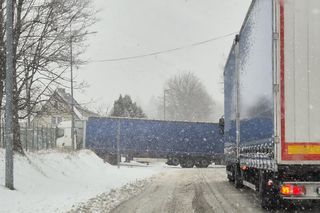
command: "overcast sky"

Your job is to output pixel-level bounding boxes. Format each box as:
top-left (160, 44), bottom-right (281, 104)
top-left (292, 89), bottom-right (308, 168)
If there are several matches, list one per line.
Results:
top-left (75, 0), bottom-right (252, 119)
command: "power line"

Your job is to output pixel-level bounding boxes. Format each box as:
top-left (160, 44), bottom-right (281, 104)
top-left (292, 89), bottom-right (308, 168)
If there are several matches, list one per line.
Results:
top-left (91, 32), bottom-right (237, 63)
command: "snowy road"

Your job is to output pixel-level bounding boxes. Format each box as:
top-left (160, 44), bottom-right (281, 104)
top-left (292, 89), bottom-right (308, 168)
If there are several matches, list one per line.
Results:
top-left (72, 165), bottom-right (320, 213)
top-left (110, 166), bottom-right (264, 213)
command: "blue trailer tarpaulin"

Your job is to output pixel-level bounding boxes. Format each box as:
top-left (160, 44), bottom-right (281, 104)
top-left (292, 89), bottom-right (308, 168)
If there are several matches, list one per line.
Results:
top-left (85, 117), bottom-right (224, 157)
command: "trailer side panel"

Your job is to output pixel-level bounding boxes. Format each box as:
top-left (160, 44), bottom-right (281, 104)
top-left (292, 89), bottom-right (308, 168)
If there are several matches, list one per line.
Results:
top-left (85, 117), bottom-right (224, 158)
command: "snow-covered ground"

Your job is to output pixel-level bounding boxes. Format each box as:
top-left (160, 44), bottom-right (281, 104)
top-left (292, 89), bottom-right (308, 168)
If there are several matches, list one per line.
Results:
top-left (68, 178), bottom-right (153, 213)
top-left (0, 149), bottom-right (163, 213)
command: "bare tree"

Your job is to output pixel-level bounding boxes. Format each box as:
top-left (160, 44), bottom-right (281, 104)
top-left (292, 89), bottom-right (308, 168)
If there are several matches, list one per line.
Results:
top-left (162, 72), bottom-right (214, 122)
top-left (0, 0), bottom-right (96, 153)
top-left (94, 103), bottom-right (110, 117)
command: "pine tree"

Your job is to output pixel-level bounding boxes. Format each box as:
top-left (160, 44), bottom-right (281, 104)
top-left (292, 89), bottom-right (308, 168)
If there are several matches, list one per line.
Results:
top-left (111, 95), bottom-right (146, 118)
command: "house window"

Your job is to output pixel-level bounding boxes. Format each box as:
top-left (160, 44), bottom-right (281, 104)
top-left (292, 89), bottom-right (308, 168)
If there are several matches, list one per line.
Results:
top-left (51, 116), bottom-right (62, 125)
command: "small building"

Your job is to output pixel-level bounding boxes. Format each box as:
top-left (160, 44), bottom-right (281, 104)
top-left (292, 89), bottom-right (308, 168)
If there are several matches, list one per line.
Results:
top-left (33, 88), bottom-right (98, 127)
top-left (32, 88), bottom-right (99, 148)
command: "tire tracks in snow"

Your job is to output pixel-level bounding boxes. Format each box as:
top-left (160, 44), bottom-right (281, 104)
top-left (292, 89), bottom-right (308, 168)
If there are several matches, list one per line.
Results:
top-left (70, 167), bottom-right (271, 213)
top-left (192, 182), bottom-right (214, 213)
top-left (196, 168), bottom-right (235, 213)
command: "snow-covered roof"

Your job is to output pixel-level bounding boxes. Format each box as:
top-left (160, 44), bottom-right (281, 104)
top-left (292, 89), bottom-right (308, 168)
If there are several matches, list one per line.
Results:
top-left (56, 88), bottom-right (99, 119)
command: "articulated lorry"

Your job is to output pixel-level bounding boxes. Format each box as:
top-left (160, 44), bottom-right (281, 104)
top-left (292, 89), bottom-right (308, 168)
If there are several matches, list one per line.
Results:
top-left (223, 0), bottom-right (320, 209)
top-left (85, 117), bottom-right (224, 168)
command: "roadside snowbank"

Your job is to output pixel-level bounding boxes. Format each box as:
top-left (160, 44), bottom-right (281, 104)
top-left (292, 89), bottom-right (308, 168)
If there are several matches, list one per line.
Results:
top-left (68, 178), bottom-right (152, 213)
top-left (0, 149), bottom-right (162, 213)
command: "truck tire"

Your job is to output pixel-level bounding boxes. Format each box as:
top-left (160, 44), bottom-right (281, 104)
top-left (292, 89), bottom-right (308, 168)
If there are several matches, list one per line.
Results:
top-left (214, 157), bottom-right (224, 165)
top-left (166, 157), bottom-right (180, 166)
top-left (195, 159), bottom-right (210, 168)
top-left (104, 153), bottom-right (118, 165)
top-left (181, 158), bottom-right (194, 168)
top-left (171, 157), bottom-right (180, 166)
top-left (227, 167), bottom-right (235, 182)
top-left (227, 173), bottom-right (234, 182)
top-left (259, 171), bottom-right (278, 210)
top-left (234, 165), bottom-right (243, 188)
top-left (166, 159), bottom-right (174, 165)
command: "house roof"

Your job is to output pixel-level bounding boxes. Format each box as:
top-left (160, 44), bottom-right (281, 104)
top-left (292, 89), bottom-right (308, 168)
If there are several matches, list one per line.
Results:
top-left (52, 88), bottom-right (99, 119)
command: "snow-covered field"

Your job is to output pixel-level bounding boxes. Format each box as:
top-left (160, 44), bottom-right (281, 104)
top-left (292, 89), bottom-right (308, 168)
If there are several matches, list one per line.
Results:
top-left (0, 149), bottom-right (163, 213)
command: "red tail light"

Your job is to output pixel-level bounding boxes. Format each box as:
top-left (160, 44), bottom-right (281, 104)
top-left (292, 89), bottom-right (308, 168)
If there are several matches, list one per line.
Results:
top-left (280, 184), bottom-right (306, 196)
top-left (267, 179), bottom-right (273, 186)
top-left (241, 165), bottom-right (248, 171)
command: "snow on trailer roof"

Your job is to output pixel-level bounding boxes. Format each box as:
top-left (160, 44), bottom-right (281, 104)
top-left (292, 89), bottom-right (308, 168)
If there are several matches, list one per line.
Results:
top-left (87, 116), bottom-right (219, 125)
top-left (223, 0), bottom-right (256, 76)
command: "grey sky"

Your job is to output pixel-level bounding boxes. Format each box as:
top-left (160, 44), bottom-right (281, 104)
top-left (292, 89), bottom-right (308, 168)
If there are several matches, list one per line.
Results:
top-left (75, 0), bottom-right (252, 119)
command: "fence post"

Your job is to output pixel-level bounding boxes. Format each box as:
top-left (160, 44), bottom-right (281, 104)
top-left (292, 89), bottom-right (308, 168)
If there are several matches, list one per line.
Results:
top-left (50, 125), bottom-right (53, 149)
top-left (117, 119), bottom-right (121, 169)
top-left (2, 118), bottom-right (4, 148)
top-left (54, 127), bottom-right (57, 148)
top-left (45, 126), bottom-right (48, 150)
top-left (32, 122), bottom-right (35, 150)
top-left (36, 124), bottom-right (39, 150)
top-left (41, 127), bottom-right (44, 150)
top-left (0, 118), bottom-right (3, 148)
top-left (25, 123), bottom-right (28, 151)
top-left (0, 117), bottom-right (1, 149)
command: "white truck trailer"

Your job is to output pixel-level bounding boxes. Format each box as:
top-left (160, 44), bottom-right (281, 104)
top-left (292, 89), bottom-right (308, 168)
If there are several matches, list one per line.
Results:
top-left (223, 0), bottom-right (320, 209)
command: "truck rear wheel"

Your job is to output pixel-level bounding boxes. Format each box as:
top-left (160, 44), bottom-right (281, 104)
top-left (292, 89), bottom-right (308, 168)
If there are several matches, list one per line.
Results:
top-left (259, 171), bottom-right (278, 210)
top-left (227, 167), bottom-right (235, 182)
top-left (227, 173), bottom-right (234, 182)
top-left (181, 158), bottom-right (194, 168)
top-left (166, 157), bottom-right (180, 166)
top-left (234, 164), bottom-right (243, 188)
top-left (195, 159), bottom-right (210, 168)
top-left (171, 157), bottom-right (180, 166)
top-left (104, 153), bottom-right (118, 165)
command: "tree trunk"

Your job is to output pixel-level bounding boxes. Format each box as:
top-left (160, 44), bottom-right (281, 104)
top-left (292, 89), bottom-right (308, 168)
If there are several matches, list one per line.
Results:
top-left (13, 94), bottom-right (24, 154)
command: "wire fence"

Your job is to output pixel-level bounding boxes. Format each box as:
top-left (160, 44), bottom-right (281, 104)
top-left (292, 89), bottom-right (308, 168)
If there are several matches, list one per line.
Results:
top-left (0, 123), bottom-right (58, 151)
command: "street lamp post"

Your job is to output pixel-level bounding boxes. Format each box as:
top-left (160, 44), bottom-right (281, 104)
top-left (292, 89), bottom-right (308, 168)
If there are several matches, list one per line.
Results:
top-left (69, 29), bottom-right (97, 150)
top-left (163, 89), bottom-right (170, 120)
